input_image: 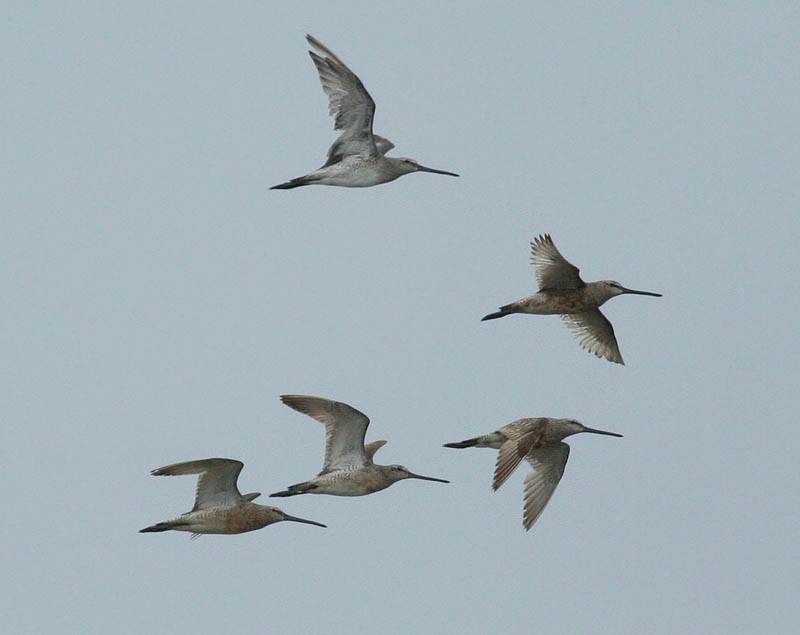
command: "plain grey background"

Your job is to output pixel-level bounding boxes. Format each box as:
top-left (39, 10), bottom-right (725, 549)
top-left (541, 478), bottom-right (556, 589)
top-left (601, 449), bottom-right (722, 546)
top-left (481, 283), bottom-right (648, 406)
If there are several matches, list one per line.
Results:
top-left (3, 2), bottom-right (798, 634)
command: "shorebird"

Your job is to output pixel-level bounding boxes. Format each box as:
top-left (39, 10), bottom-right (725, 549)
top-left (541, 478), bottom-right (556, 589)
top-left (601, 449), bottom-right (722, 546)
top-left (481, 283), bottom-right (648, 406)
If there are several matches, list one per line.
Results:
top-left (270, 395), bottom-right (449, 497)
top-left (445, 418), bottom-right (622, 530)
top-left (481, 234), bottom-right (662, 364)
top-left (270, 35), bottom-right (459, 189)
top-left (140, 458), bottom-right (325, 537)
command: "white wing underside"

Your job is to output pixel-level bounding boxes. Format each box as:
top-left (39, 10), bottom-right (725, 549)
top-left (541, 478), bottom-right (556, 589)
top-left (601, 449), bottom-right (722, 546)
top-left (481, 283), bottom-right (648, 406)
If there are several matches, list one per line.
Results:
top-left (281, 395), bottom-right (371, 473)
top-left (522, 443), bottom-right (570, 530)
top-left (306, 35), bottom-right (383, 165)
top-left (151, 458), bottom-right (245, 511)
top-left (530, 234), bottom-right (584, 290)
top-left (561, 310), bottom-right (624, 364)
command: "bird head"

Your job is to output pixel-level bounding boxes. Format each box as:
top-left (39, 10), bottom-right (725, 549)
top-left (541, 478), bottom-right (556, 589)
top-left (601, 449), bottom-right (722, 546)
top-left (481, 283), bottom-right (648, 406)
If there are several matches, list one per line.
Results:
top-left (394, 158), bottom-right (459, 178)
top-left (557, 419), bottom-right (623, 440)
top-left (598, 280), bottom-right (662, 301)
top-left (382, 464), bottom-right (450, 484)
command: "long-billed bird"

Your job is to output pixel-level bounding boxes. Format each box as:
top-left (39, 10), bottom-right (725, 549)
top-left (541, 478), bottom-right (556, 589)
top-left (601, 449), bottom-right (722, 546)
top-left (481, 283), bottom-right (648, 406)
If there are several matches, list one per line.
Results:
top-left (482, 234), bottom-right (661, 364)
top-left (271, 35), bottom-right (458, 189)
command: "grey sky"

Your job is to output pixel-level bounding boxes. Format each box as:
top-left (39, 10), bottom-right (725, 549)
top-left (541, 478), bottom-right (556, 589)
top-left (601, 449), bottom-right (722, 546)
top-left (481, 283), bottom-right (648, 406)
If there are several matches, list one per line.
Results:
top-left (3, 2), bottom-right (798, 634)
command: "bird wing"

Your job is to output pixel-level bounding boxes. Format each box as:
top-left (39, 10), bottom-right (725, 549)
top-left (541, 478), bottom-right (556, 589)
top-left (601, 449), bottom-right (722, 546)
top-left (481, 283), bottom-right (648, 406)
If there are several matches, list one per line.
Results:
top-left (372, 135), bottom-right (395, 155)
top-left (522, 442), bottom-right (570, 530)
top-left (306, 35), bottom-right (379, 165)
top-left (281, 395), bottom-right (370, 473)
top-left (364, 439), bottom-right (388, 462)
top-left (498, 418), bottom-right (541, 441)
top-left (151, 458), bottom-right (245, 511)
top-left (530, 234), bottom-right (584, 290)
top-left (561, 309), bottom-right (624, 364)
top-left (492, 420), bottom-right (547, 490)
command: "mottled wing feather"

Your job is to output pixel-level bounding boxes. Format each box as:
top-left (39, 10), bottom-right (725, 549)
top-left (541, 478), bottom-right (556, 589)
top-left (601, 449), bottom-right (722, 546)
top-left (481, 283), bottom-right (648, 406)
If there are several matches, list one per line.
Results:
top-left (281, 395), bottom-right (370, 473)
top-left (498, 418), bottom-right (543, 441)
top-left (306, 35), bottom-right (375, 131)
top-left (522, 443), bottom-right (570, 530)
top-left (530, 234), bottom-right (584, 290)
top-left (492, 421), bottom-right (547, 490)
top-left (493, 438), bottom-right (527, 491)
top-left (151, 458), bottom-right (245, 511)
top-left (561, 309), bottom-right (624, 364)
top-left (306, 35), bottom-right (378, 163)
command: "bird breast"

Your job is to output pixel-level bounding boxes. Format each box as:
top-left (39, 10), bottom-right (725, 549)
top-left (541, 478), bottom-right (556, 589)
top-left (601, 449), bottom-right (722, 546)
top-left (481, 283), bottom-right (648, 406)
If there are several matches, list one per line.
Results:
top-left (221, 505), bottom-right (277, 534)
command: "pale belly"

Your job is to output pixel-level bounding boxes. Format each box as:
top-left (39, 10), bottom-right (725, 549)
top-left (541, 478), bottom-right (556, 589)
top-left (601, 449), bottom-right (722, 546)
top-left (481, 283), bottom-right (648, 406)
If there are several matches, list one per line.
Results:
top-left (312, 161), bottom-right (397, 188)
top-left (313, 469), bottom-right (390, 496)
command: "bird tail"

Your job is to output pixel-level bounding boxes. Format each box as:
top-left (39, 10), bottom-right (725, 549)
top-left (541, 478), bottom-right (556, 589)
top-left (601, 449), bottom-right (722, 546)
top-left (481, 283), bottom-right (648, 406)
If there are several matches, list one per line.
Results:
top-left (481, 304), bottom-right (515, 321)
top-left (270, 175), bottom-right (317, 190)
top-left (139, 521), bottom-right (178, 533)
top-left (269, 482), bottom-right (317, 498)
top-left (443, 437), bottom-right (480, 449)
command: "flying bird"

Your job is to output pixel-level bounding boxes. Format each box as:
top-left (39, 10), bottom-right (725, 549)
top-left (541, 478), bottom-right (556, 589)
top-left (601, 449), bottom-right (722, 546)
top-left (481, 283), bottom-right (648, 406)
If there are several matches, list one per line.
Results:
top-left (270, 395), bottom-right (449, 497)
top-left (482, 234), bottom-right (662, 364)
top-left (445, 418), bottom-right (622, 530)
top-left (271, 35), bottom-right (459, 189)
top-left (140, 458), bottom-right (325, 537)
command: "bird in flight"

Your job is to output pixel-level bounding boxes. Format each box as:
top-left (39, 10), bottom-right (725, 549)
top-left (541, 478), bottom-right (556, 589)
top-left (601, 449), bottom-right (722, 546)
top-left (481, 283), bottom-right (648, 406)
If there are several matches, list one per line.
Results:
top-left (270, 395), bottom-right (449, 497)
top-left (445, 417), bottom-right (622, 530)
top-left (271, 35), bottom-right (459, 190)
top-left (140, 458), bottom-right (326, 538)
top-left (482, 234), bottom-right (661, 364)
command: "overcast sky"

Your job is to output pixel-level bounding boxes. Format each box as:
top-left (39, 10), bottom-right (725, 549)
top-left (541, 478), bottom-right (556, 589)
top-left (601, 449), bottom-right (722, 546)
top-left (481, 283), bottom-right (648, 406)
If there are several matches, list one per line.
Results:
top-left (3, 2), bottom-right (798, 634)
